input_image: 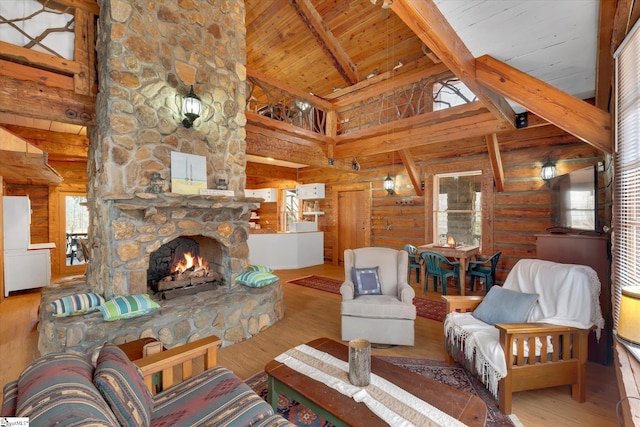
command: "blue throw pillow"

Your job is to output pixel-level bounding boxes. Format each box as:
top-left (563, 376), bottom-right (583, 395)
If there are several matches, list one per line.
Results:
top-left (472, 286), bottom-right (539, 325)
top-left (352, 267), bottom-right (382, 296)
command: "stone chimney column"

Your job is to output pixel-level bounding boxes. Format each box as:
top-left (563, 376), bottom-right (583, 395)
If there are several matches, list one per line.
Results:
top-left (88, 0), bottom-right (247, 298)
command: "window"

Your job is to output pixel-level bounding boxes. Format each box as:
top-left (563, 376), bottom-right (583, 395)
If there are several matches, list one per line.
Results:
top-left (613, 21), bottom-right (640, 328)
top-left (433, 79), bottom-right (477, 111)
top-left (434, 172), bottom-right (482, 246)
top-left (281, 188), bottom-right (299, 232)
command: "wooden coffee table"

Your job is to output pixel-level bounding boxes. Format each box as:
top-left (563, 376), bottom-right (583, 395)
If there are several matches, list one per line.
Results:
top-left (265, 337), bottom-right (487, 427)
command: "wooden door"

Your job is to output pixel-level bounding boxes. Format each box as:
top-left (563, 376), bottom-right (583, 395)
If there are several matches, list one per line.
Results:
top-left (332, 183), bottom-right (371, 265)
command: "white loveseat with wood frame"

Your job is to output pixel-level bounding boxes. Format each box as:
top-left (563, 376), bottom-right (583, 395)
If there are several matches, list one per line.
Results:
top-left (443, 259), bottom-right (605, 414)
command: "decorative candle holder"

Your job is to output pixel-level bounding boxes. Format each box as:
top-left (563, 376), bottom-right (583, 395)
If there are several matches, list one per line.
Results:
top-left (348, 338), bottom-right (371, 387)
top-left (149, 172), bottom-right (165, 193)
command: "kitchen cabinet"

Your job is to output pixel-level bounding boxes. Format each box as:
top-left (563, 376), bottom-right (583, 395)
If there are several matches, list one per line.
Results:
top-left (248, 231), bottom-right (324, 269)
top-left (3, 196), bottom-right (55, 297)
top-left (245, 188), bottom-right (277, 202)
top-left (296, 183), bottom-right (325, 200)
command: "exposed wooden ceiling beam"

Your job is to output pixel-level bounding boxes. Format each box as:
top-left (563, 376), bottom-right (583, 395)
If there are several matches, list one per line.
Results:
top-left (246, 124), bottom-right (353, 171)
top-left (336, 101), bottom-right (491, 145)
top-left (595, 0), bottom-right (616, 112)
top-left (0, 124), bottom-right (88, 158)
top-left (0, 41), bottom-right (80, 75)
top-left (335, 111), bottom-right (506, 158)
top-left (485, 133), bottom-right (504, 192)
top-left (290, 0), bottom-right (358, 85)
top-left (0, 75), bottom-right (95, 126)
top-left (55, 0), bottom-right (100, 15)
top-left (390, 0), bottom-right (516, 129)
top-left (475, 54), bottom-right (612, 154)
top-left (246, 161), bottom-right (298, 180)
top-left (398, 149), bottom-right (423, 196)
top-left (611, 0), bottom-right (638, 53)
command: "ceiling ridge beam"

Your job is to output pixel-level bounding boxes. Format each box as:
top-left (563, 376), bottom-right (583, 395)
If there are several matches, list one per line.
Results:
top-left (290, 0), bottom-right (358, 85)
top-left (475, 54), bottom-right (612, 154)
top-left (390, 0), bottom-right (516, 129)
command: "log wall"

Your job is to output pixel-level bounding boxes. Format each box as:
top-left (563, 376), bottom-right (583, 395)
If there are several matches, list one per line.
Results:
top-left (295, 131), bottom-right (607, 286)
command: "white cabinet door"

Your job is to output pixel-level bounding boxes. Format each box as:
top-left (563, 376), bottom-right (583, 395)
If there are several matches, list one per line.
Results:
top-left (245, 188), bottom-right (277, 202)
top-left (296, 183), bottom-right (325, 200)
top-left (4, 250), bottom-right (51, 297)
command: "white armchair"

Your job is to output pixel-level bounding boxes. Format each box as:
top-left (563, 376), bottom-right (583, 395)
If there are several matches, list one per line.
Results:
top-left (340, 247), bottom-right (417, 346)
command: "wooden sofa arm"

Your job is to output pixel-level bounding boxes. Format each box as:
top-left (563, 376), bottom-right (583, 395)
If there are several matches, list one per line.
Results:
top-left (495, 322), bottom-right (589, 413)
top-left (495, 322), bottom-right (589, 363)
top-left (134, 335), bottom-right (222, 394)
top-left (442, 295), bottom-right (484, 314)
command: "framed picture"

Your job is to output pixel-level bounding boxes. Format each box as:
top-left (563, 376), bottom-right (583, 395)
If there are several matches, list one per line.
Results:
top-left (170, 152), bottom-right (207, 194)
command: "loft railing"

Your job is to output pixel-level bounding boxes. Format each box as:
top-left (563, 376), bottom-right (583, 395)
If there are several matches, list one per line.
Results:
top-left (246, 65), bottom-right (473, 140)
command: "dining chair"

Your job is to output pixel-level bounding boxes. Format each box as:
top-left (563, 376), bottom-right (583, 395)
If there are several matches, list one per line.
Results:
top-left (403, 244), bottom-right (421, 283)
top-left (467, 251), bottom-right (502, 292)
top-left (419, 251), bottom-right (460, 295)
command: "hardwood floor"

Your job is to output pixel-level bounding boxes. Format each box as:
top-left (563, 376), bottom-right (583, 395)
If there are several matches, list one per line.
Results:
top-left (0, 264), bottom-right (619, 426)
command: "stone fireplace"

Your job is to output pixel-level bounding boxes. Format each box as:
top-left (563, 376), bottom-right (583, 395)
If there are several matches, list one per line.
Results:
top-left (37, 0), bottom-right (285, 355)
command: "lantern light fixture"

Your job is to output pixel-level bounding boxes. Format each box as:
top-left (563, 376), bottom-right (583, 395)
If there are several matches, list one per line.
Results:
top-left (182, 85), bottom-right (202, 128)
top-left (384, 174), bottom-right (395, 195)
top-left (541, 157), bottom-right (557, 187)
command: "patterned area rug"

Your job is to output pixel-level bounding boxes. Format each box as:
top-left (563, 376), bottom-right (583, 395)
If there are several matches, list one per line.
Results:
top-left (288, 275), bottom-right (447, 322)
top-left (246, 355), bottom-right (516, 427)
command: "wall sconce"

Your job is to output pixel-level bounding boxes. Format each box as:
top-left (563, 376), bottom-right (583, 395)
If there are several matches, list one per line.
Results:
top-left (540, 158), bottom-right (557, 187)
top-left (182, 85), bottom-right (202, 128)
top-left (384, 174), bottom-right (395, 195)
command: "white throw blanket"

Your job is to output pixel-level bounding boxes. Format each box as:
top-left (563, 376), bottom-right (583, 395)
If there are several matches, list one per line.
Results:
top-left (444, 259), bottom-right (605, 398)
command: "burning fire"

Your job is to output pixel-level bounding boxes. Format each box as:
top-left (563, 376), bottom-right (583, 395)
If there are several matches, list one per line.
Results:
top-left (172, 252), bottom-right (209, 274)
top-left (447, 236), bottom-right (456, 247)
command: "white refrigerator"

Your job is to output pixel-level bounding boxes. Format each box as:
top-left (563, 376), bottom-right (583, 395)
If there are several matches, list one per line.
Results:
top-left (3, 196), bottom-right (55, 297)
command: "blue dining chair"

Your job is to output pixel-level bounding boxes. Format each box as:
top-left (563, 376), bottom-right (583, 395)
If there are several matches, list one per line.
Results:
top-left (467, 251), bottom-right (502, 292)
top-left (419, 251), bottom-right (460, 295)
top-left (403, 244), bottom-right (421, 283)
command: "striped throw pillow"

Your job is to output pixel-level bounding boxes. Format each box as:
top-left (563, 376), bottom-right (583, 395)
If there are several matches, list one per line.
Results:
top-left (235, 271), bottom-right (279, 288)
top-left (247, 264), bottom-right (274, 273)
top-left (98, 294), bottom-right (159, 321)
top-left (50, 292), bottom-right (105, 317)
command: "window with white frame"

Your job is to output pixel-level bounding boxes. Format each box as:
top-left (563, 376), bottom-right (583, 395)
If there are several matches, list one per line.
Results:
top-left (434, 172), bottom-right (482, 246)
top-left (613, 20), bottom-right (640, 328)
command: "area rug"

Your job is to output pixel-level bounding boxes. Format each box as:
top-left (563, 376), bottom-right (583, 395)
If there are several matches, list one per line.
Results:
top-left (288, 275), bottom-right (446, 322)
top-left (245, 355), bottom-right (518, 427)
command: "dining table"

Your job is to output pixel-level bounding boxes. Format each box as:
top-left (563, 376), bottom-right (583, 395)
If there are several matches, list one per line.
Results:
top-left (417, 243), bottom-right (480, 296)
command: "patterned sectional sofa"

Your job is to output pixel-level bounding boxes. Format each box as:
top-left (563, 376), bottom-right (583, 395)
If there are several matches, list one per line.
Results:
top-left (1, 342), bottom-right (292, 427)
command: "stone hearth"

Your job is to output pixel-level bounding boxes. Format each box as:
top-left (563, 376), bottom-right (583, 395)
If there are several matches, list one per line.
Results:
top-left (39, 280), bottom-right (284, 355)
